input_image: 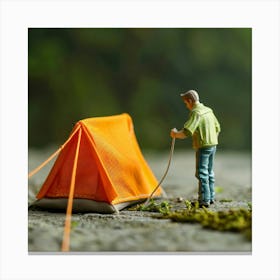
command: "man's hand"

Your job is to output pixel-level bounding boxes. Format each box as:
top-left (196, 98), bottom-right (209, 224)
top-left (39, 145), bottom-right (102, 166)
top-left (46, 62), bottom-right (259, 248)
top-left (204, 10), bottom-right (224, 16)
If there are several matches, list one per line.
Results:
top-left (170, 128), bottom-right (178, 138)
top-left (170, 128), bottom-right (187, 139)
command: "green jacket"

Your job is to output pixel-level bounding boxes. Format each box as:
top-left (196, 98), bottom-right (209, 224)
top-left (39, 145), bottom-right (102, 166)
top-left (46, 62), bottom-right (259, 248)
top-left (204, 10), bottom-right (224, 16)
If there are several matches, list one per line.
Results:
top-left (183, 103), bottom-right (221, 150)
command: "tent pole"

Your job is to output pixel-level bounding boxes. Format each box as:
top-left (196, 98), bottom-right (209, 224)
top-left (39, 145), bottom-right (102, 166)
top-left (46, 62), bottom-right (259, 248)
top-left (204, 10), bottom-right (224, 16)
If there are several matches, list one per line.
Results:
top-left (61, 126), bottom-right (82, 252)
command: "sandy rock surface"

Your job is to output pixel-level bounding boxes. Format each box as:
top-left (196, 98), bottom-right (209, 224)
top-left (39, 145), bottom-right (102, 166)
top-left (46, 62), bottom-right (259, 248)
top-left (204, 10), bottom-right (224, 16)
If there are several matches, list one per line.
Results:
top-left (28, 148), bottom-right (251, 253)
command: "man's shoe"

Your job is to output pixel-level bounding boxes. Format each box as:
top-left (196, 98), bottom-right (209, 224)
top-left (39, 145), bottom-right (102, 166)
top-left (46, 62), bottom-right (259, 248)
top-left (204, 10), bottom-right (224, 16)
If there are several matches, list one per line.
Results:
top-left (191, 201), bottom-right (210, 208)
top-left (199, 201), bottom-right (210, 208)
top-left (210, 200), bottom-right (215, 205)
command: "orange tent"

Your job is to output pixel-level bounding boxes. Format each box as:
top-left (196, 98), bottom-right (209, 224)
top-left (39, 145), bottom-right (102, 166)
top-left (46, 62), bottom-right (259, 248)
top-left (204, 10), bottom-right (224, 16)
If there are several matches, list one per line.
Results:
top-left (31, 113), bottom-right (163, 214)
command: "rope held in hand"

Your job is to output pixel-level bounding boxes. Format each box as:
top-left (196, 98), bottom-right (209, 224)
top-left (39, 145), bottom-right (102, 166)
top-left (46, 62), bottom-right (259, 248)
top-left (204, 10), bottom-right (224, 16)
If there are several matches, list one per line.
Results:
top-left (144, 137), bottom-right (176, 206)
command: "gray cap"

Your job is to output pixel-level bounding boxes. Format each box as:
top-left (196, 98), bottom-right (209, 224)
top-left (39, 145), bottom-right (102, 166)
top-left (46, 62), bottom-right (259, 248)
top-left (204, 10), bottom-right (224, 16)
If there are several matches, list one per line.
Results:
top-left (180, 90), bottom-right (199, 102)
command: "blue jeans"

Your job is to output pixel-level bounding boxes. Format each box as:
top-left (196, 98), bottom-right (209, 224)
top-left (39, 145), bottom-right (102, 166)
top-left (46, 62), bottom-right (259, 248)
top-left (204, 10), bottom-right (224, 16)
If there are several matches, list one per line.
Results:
top-left (195, 146), bottom-right (216, 203)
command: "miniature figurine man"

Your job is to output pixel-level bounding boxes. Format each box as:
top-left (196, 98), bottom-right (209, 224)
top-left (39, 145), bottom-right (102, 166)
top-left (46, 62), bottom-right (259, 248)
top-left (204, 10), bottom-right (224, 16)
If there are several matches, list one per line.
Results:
top-left (170, 90), bottom-right (221, 207)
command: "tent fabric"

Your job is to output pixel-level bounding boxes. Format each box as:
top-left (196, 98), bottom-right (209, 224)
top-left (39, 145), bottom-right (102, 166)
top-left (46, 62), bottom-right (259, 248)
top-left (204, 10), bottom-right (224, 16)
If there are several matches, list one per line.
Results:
top-left (34, 113), bottom-right (163, 213)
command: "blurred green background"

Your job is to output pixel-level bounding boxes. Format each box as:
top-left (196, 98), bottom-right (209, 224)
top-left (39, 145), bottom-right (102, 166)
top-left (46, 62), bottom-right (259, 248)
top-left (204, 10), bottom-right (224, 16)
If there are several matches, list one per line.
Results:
top-left (28, 28), bottom-right (251, 151)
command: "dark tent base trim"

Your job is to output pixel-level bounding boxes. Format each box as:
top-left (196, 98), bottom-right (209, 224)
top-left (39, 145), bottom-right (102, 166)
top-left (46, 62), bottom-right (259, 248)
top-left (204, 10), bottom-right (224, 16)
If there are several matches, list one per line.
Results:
top-left (29, 197), bottom-right (152, 214)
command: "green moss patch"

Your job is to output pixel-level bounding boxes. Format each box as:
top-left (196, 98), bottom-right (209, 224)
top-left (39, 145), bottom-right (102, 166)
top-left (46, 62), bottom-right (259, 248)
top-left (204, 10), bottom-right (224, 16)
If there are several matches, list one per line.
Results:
top-left (163, 201), bottom-right (252, 240)
top-left (129, 199), bottom-right (252, 240)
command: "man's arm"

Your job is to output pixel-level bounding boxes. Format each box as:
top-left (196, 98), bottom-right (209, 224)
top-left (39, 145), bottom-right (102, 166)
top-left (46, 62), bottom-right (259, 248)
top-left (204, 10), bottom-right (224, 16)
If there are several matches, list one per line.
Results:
top-left (170, 111), bottom-right (200, 139)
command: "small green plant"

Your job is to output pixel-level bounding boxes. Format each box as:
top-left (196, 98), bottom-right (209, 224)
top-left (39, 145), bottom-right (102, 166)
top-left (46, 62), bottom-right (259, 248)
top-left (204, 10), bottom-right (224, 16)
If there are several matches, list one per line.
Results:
top-left (71, 221), bottom-right (79, 229)
top-left (219, 199), bottom-right (233, 202)
top-left (158, 201), bottom-right (172, 215)
top-left (215, 186), bottom-right (224, 193)
top-left (129, 199), bottom-right (171, 215)
top-left (185, 200), bottom-right (192, 210)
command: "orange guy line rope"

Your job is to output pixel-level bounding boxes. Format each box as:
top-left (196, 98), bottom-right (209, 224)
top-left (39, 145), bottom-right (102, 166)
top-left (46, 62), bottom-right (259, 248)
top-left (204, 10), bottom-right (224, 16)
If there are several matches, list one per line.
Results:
top-left (61, 127), bottom-right (82, 252)
top-left (28, 125), bottom-right (81, 179)
top-left (28, 148), bottom-right (61, 179)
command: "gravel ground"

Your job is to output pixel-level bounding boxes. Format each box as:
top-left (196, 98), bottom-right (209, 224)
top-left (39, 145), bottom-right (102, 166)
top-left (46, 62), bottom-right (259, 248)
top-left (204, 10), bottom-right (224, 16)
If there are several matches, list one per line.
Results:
top-left (28, 147), bottom-right (251, 253)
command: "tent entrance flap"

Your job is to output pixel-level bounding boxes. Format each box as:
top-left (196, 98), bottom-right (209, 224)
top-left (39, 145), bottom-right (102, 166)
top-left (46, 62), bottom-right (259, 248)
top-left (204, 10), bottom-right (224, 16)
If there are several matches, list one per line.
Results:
top-left (36, 125), bottom-right (117, 203)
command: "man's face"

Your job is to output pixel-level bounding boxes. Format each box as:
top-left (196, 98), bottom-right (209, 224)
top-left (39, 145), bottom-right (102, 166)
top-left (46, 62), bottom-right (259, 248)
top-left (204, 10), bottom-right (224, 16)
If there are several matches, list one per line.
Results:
top-left (183, 98), bottom-right (193, 110)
